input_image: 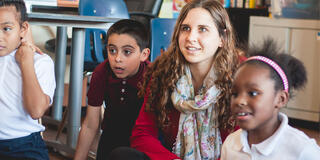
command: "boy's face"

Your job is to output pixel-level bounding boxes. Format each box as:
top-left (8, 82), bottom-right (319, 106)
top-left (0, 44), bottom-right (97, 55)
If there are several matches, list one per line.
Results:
top-left (0, 6), bottom-right (27, 57)
top-left (107, 33), bottom-right (149, 79)
top-left (230, 64), bottom-right (284, 133)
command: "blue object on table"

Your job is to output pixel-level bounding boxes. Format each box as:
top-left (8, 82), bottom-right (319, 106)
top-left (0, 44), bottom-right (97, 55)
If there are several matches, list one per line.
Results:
top-left (79, 0), bottom-right (130, 71)
top-left (150, 18), bottom-right (176, 62)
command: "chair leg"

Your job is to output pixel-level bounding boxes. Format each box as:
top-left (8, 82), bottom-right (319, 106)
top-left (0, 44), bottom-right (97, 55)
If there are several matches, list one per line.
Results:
top-left (38, 118), bottom-right (43, 138)
top-left (55, 107), bottom-right (69, 141)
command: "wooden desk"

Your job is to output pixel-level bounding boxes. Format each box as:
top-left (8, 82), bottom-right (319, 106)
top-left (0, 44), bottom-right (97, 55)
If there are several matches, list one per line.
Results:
top-left (28, 12), bottom-right (121, 149)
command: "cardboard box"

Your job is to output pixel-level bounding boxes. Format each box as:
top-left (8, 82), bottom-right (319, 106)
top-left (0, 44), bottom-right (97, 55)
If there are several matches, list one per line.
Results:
top-left (57, 0), bottom-right (79, 8)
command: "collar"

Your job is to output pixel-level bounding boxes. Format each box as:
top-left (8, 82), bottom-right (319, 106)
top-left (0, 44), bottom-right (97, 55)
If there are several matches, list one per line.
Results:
top-left (240, 112), bottom-right (288, 156)
top-left (2, 49), bottom-right (17, 59)
top-left (108, 61), bottom-right (148, 87)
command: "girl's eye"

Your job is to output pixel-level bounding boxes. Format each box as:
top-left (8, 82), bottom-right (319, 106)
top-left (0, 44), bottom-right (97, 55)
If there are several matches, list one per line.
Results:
top-left (231, 92), bottom-right (238, 98)
top-left (248, 91), bottom-right (258, 97)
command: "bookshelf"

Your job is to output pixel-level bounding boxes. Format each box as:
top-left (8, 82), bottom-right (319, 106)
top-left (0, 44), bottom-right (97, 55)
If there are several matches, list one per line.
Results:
top-left (226, 8), bottom-right (269, 48)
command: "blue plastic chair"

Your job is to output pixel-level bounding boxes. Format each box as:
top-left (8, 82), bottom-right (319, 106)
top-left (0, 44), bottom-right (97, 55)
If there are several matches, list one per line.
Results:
top-left (78, 0), bottom-right (130, 71)
top-left (150, 18), bottom-right (176, 62)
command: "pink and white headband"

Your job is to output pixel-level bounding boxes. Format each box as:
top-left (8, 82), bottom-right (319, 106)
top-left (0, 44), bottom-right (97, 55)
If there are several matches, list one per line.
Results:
top-left (246, 56), bottom-right (289, 92)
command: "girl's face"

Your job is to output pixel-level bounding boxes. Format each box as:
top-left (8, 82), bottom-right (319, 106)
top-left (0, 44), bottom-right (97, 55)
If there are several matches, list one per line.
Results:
top-left (231, 64), bottom-right (283, 133)
top-left (178, 7), bottom-right (222, 67)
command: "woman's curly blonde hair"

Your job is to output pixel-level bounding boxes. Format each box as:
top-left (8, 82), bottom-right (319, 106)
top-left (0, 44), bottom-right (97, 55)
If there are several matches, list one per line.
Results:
top-left (139, 0), bottom-right (240, 131)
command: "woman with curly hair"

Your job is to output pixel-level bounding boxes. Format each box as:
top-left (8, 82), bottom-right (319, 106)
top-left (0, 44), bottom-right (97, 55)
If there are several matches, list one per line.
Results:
top-left (109, 0), bottom-right (242, 160)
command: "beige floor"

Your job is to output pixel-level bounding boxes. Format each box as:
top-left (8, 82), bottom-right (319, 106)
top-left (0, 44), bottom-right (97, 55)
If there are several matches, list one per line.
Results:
top-left (44, 122), bottom-right (320, 160)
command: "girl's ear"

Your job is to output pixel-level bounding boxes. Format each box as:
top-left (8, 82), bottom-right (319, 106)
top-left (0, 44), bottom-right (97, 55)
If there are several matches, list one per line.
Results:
top-left (20, 21), bottom-right (29, 41)
top-left (275, 90), bottom-right (289, 109)
top-left (140, 48), bottom-right (150, 62)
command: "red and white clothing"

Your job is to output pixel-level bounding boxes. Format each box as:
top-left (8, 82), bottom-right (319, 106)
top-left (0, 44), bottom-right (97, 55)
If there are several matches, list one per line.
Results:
top-left (130, 86), bottom-right (234, 160)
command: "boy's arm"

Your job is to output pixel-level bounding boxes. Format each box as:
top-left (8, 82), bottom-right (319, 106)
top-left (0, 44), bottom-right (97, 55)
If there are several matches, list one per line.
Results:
top-left (74, 105), bottom-right (101, 160)
top-left (15, 42), bottom-right (49, 119)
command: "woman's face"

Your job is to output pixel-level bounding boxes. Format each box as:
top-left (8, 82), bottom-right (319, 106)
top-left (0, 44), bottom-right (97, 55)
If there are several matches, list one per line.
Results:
top-left (178, 7), bottom-right (222, 66)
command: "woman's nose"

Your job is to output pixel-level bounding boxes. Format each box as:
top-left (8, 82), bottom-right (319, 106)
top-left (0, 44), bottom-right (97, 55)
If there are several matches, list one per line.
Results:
top-left (186, 29), bottom-right (198, 43)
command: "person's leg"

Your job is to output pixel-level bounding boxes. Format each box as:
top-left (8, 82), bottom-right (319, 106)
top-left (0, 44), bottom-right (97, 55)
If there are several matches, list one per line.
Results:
top-left (108, 147), bottom-right (150, 160)
top-left (0, 132), bottom-right (49, 160)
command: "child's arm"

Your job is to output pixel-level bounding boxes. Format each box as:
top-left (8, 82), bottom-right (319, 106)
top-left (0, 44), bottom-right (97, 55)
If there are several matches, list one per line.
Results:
top-left (15, 42), bottom-right (50, 119)
top-left (74, 105), bottom-right (101, 160)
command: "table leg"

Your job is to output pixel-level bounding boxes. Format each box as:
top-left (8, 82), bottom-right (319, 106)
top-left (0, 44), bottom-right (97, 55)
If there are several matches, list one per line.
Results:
top-left (67, 28), bottom-right (85, 148)
top-left (52, 26), bottom-right (67, 121)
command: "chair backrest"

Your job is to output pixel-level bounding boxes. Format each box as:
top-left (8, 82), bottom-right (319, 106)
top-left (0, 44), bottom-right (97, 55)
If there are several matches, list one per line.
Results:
top-left (124, 0), bottom-right (163, 31)
top-left (78, 0), bottom-right (129, 71)
top-left (150, 18), bottom-right (176, 62)
top-left (124, 0), bottom-right (163, 16)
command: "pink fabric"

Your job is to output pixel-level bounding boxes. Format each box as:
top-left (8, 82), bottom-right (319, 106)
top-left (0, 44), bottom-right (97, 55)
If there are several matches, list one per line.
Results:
top-left (247, 56), bottom-right (288, 92)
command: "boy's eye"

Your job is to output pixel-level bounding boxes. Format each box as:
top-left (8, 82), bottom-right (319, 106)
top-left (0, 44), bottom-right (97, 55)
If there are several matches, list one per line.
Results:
top-left (123, 49), bottom-right (132, 55)
top-left (248, 91), bottom-right (258, 97)
top-left (108, 48), bottom-right (117, 54)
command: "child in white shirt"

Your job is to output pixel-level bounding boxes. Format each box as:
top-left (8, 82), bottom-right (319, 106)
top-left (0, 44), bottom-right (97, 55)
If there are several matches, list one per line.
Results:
top-left (221, 39), bottom-right (320, 160)
top-left (0, 0), bottom-right (55, 159)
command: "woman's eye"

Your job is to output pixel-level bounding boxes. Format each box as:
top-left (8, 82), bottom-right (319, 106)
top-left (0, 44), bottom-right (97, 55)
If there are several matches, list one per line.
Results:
top-left (3, 27), bottom-right (11, 31)
top-left (249, 91), bottom-right (258, 97)
top-left (181, 26), bottom-right (190, 31)
top-left (199, 27), bottom-right (207, 32)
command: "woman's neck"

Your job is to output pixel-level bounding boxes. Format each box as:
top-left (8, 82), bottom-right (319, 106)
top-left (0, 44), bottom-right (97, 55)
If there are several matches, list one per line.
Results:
top-left (189, 62), bottom-right (212, 93)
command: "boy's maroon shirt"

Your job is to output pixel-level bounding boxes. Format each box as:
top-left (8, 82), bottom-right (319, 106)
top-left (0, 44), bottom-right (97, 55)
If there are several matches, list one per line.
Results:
top-left (87, 59), bottom-right (149, 144)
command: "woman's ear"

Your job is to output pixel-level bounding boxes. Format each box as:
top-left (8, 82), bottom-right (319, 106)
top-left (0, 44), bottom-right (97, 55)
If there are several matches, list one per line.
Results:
top-left (140, 48), bottom-right (150, 62)
top-left (275, 90), bottom-right (289, 109)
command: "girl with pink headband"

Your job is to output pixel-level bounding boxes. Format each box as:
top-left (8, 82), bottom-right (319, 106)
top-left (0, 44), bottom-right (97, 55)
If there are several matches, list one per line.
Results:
top-left (221, 39), bottom-right (320, 159)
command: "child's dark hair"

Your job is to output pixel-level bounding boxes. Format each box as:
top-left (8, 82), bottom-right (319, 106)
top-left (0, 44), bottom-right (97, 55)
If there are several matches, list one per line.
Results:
top-left (106, 19), bottom-right (149, 52)
top-left (0, 0), bottom-right (27, 24)
top-left (244, 39), bottom-right (307, 97)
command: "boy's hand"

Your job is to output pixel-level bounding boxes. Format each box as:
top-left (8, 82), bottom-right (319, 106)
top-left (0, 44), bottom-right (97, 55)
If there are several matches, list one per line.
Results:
top-left (21, 26), bottom-right (43, 54)
top-left (15, 42), bottom-right (36, 65)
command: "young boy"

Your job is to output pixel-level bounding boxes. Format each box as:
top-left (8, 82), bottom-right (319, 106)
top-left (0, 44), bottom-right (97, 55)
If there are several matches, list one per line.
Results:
top-left (0, 0), bottom-right (56, 159)
top-left (74, 19), bottom-right (150, 160)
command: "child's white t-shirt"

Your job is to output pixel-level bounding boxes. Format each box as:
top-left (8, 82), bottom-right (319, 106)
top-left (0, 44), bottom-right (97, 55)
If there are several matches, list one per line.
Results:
top-left (0, 50), bottom-right (56, 140)
top-left (221, 112), bottom-right (320, 160)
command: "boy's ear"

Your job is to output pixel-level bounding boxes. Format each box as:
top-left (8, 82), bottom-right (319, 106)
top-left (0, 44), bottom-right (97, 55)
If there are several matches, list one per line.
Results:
top-left (20, 21), bottom-right (29, 40)
top-left (275, 90), bottom-right (289, 109)
top-left (140, 48), bottom-right (150, 62)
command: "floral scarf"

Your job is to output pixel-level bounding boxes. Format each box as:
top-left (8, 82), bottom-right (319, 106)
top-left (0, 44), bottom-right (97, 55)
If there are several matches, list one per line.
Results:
top-left (171, 65), bottom-right (221, 160)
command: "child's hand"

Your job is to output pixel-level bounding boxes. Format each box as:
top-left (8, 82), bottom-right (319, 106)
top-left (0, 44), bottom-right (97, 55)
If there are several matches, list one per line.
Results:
top-left (15, 42), bottom-right (36, 65)
top-left (21, 26), bottom-right (43, 54)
